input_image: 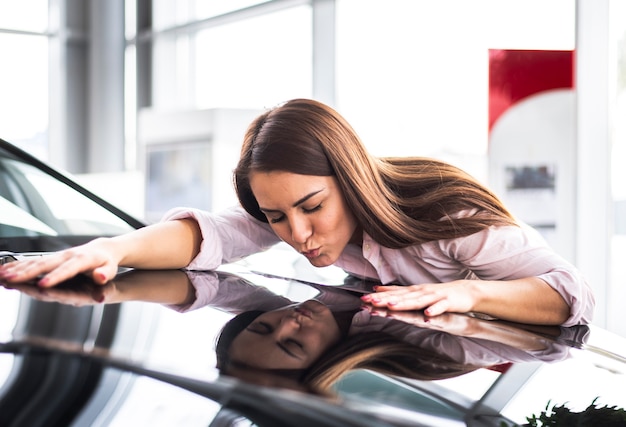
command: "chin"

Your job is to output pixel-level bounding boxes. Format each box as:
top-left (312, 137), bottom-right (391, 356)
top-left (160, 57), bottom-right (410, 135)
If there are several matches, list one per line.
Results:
top-left (307, 254), bottom-right (335, 268)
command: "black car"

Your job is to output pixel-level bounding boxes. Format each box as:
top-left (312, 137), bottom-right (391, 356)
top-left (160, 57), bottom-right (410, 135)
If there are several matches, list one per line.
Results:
top-left (1, 137), bottom-right (625, 427)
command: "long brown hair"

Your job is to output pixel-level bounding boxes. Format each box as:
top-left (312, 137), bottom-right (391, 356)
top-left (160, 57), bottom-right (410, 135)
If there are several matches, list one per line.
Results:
top-left (234, 98), bottom-right (515, 248)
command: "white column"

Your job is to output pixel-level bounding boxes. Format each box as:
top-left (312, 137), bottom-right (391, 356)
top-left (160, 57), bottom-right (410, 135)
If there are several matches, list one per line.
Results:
top-left (312, 0), bottom-right (336, 106)
top-left (89, 0), bottom-right (126, 172)
top-left (575, 0), bottom-right (611, 328)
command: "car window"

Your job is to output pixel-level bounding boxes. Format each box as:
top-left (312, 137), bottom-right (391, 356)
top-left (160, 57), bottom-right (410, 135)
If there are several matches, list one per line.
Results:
top-left (0, 157), bottom-right (136, 238)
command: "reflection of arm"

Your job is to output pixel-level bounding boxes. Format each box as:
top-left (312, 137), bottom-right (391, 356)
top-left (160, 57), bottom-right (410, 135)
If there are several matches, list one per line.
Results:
top-left (110, 269), bottom-right (195, 305)
top-left (433, 314), bottom-right (550, 351)
top-left (3, 270), bottom-right (292, 315)
top-left (358, 310), bottom-right (569, 364)
top-left (170, 271), bottom-right (293, 314)
top-left (113, 270), bottom-right (293, 313)
top-left (374, 311), bottom-right (551, 351)
top-left (0, 269), bottom-right (195, 307)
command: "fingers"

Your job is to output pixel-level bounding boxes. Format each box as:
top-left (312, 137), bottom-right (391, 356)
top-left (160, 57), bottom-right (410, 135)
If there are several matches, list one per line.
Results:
top-left (361, 284), bottom-right (455, 318)
top-left (361, 280), bottom-right (474, 317)
top-left (35, 252), bottom-right (86, 287)
top-left (90, 269), bottom-right (107, 285)
top-left (361, 285), bottom-right (440, 310)
top-left (0, 253), bottom-right (68, 285)
top-left (37, 253), bottom-right (108, 288)
top-left (422, 299), bottom-right (450, 317)
top-left (0, 249), bottom-right (111, 288)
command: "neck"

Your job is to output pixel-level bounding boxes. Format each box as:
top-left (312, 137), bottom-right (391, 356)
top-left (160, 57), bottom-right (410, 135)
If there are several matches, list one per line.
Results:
top-left (349, 225), bottom-right (364, 246)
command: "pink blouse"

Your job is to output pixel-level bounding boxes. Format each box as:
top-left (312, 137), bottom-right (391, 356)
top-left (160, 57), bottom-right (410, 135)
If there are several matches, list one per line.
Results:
top-left (163, 206), bottom-right (595, 326)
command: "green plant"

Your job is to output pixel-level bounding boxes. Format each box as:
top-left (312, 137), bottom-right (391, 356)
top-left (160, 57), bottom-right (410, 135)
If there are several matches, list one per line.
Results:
top-left (524, 398), bottom-right (626, 426)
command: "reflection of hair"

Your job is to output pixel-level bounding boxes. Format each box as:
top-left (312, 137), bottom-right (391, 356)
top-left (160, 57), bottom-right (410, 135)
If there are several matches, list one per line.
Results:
top-left (215, 310), bottom-right (263, 371)
top-left (216, 310), bottom-right (478, 396)
top-left (234, 98), bottom-right (515, 248)
top-left (303, 332), bottom-right (479, 395)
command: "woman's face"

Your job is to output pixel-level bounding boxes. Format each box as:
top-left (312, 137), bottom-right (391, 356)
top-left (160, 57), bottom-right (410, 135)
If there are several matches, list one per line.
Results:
top-left (249, 171), bottom-right (359, 267)
top-left (229, 300), bottom-right (342, 370)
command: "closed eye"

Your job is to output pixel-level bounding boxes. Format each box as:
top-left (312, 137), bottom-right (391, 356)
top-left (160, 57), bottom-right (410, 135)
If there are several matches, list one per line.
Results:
top-left (246, 321), bottom-right (272, 334)
top-left (247, 322), bottom-right (304, 359)
top-left (278, 339), bottom-right (304, 359)
top-left (266, 204), bottom-right (321, 224)
top-left (302, 204), bottom-right (322, 214)
top-left (268, 214), bottom-right (285, 224)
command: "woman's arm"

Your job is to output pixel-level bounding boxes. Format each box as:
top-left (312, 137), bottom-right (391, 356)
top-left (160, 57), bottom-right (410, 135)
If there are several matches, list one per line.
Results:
top-left (0, 206), bottom-right (280, 289)
top-left (0, 218), bottom-right (202, 287)
top-left (362, 224), bottom-right (593, 326)
top-left (362, 276), bottom-right (570, 325)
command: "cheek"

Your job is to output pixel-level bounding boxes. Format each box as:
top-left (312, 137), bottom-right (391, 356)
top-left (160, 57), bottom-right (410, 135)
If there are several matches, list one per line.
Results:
top-left (323, 212), bottom-right (354, 239)
top-left (269, 223), bottom-right (291, 242)
top-left (318, 210), bottom-right (345, 232)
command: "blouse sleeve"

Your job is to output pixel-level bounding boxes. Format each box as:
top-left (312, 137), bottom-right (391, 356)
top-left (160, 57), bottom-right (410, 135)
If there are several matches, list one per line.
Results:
top-left (161, 206), bottom-right (281, 271)
top-left (440, 222), bottom-right (595, 327)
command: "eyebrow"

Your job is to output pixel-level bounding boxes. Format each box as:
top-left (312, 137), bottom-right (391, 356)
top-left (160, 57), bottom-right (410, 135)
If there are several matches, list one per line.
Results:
top-left (258, 189), bottom-right (325, 213)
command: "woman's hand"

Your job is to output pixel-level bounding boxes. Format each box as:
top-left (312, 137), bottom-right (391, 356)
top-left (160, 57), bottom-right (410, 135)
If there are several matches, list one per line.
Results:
top-left (0, 218), bottom-right (203, 289)
top-left (361, 281), bottom-right (476, 318)
top-left (360, 278), bottom-right (571, 325)
top-left (0, 238), bottom-right (121, 288)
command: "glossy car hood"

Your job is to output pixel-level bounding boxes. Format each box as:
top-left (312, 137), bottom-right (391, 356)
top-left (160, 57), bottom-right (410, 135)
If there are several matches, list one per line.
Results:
top-left (1, 266), bottom-right (625, 426)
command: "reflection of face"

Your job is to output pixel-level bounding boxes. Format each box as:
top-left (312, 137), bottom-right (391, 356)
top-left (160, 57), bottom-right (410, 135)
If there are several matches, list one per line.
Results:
top-left (249, 171), bottom-right (359, 267)
top-left (230, 300), bottom-right (342, 370)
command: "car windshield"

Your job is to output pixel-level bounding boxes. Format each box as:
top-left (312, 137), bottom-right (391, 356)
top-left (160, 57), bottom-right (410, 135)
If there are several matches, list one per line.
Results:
top-left (0, 144), bottom-right (139, 252)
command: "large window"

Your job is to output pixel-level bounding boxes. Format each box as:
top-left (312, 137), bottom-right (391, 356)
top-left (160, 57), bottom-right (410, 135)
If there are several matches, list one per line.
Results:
top-left (0, 2), bottom-right (49, 160)
top-left (146, 2), bottom-right (312, 111)
top-left (193, 7), bottom-right (312, 110)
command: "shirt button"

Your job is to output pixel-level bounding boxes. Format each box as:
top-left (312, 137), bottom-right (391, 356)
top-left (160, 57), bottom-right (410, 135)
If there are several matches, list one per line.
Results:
top-left (364, 244), bottom-right (370, 252)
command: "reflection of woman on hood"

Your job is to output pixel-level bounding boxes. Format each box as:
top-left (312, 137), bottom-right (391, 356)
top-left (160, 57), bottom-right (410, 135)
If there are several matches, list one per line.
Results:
top-left (4, 268), bottom-right (587, 396)
top-left (175, 271), bottom-right (585, 395)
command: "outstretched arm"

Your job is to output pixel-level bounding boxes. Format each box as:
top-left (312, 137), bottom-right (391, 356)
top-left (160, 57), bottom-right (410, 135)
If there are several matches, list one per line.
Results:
top-left (0, 218), bottom-right (202, 288)
top-left (361, 277), bottom-right (570, 325)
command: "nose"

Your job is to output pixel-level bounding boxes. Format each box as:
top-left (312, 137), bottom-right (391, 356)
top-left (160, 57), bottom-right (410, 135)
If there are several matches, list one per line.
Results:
top-left (280, 313), bottom-right (302, 327)
top-left (288, 215), bottom-right (312, 244)
top-left (274, 315), bottom-right (301, 338)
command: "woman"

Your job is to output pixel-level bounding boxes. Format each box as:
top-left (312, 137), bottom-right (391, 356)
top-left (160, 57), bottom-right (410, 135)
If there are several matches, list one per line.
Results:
top-left (0, 98), bottom-right (594, 326)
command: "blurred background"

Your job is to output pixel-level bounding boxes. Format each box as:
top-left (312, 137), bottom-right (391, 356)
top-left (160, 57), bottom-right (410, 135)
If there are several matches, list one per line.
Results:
top-left (0, 0), bottom-right (624, 336)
